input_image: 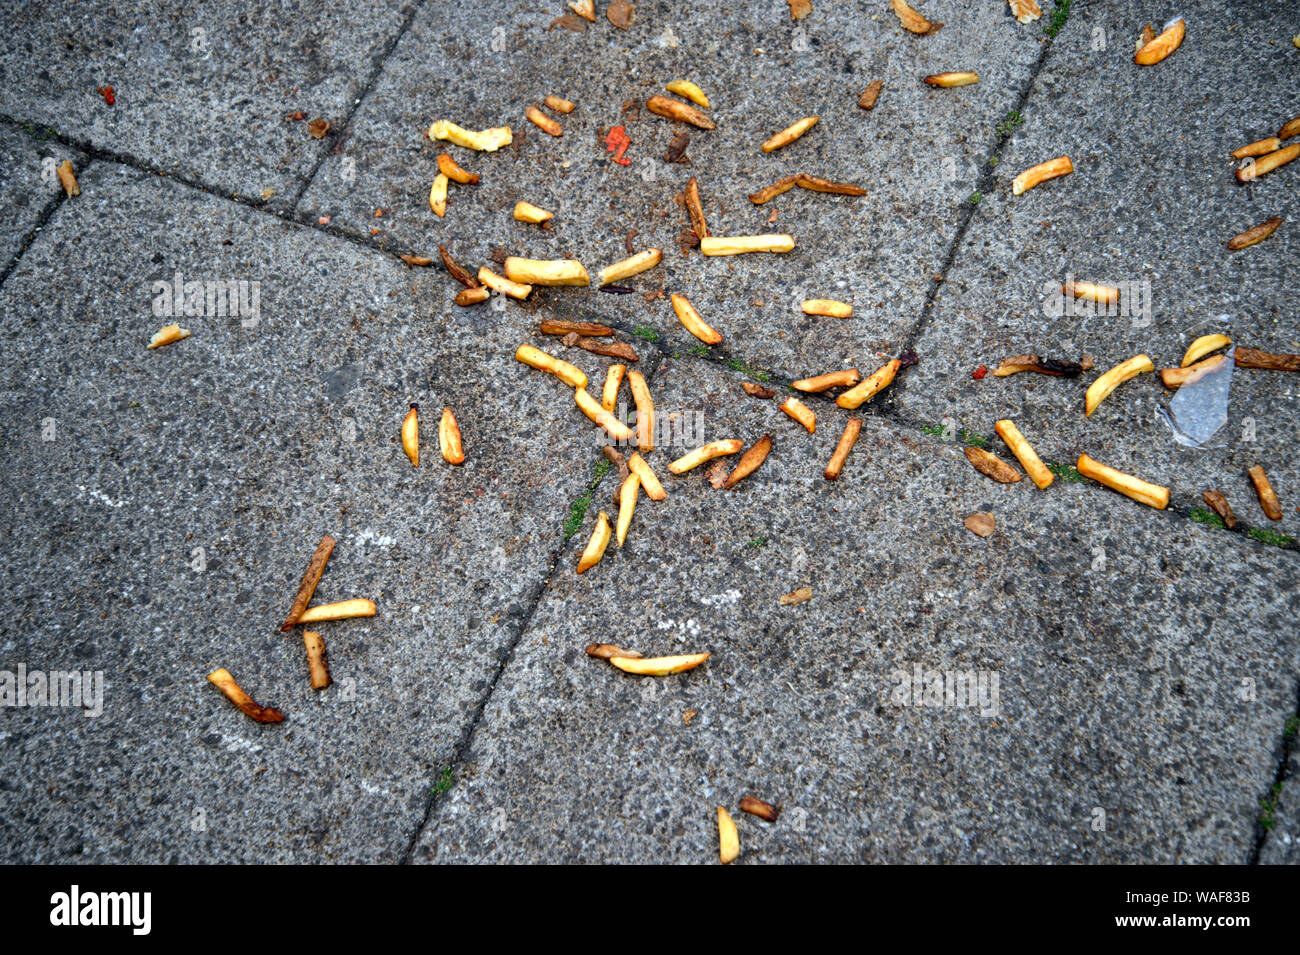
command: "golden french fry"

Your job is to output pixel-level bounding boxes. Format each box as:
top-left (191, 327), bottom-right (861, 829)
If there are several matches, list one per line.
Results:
top-left (994, 420), bottom-right (1053, 490)
top-left (303, 631), bottom-right (331, 690)
top-left (1161, 355), bottom-right (1226, 390)
top-left (296, 598), bottom-right (377, 625)
top-left (671, 293), bottom-right (723, 345)
top-left (609, 653), bottom-right (710, 675)
top-left (740, 796), bottom-right (780, 822)
top-left (479, 267), bottom-right (532, 300)
top-left (837, 359), bottom-right (901, 409)
top-left (437, 152), bottom-right (479, 184)
top-left (599, 248), bottom-right (662, 286)
top-left (892, 0), bottom-right (942, 34)
top-left (1279, 116), bottom-right (1300, 140)
top-left (1134, 17), bottom-right (1185, 65)
top-left (513, 201), bottom-right (553, 223)
top-left (545, 94), bottom-right (575, 113)
top-left (1077, 453), bottom-right (1169, 509)
top-left (440, 407), bottom-right (465, 464)
top-left (1012, 156), bottom-right (1073, 195)
top-left (1062, 279), bottom-right (1118, 305)
top-left (568, 0), bottom-right (596, 21)
top-left (723, 434), bottom-right (772, 489)
top-left (801, 299), bottom-right (852, 319)
top-left (669, 439), bottom-right (744, 474)
top-left (577, 511), bottom-right (612, 574)
top-left (586, 643), bottom-right (642, 660)
top-left (147, 324), bottom-right (190, 349)
top-left (794, 369), bottom-right (860, 392)
top-left (56, 160), bottom-right (79, 197)
top-left (515, 344), bottom-right (587, 388)
top-left (779, 396), bottom-right (816, 433)
top-left (455, 286), bottom-right (490, 306)
top-left (280, 534), bottom-right (337, 631)
top-left (627, 453), bottom-right (667, 501)
top-left (824, 418), bottom-right (863, 480)
top-left (1232, 137), bottom-right (1282, 160)
top-left (1248, 465), bottom-right (1282, 521)
top-left (207, 668), bottom-right (285, 723)
top-left (964, 446), bottom-right (1022, 484)
top-left (1085, 354), bottom-right (1154, 416)
top-left (666, 80), bottom-right (710, 108)
top-left (601, 364), bottom-right (626, 412)
top-left (1181, 334), bottom-right (1232, 367)
top-left (504, 256), bottom-right (590, 287)
top-left (627, 370), bottom-right (655, 452)
top-left (699, 234), bottom-right (795, 256)
top-left (646, 95), bottom-right (715, 130)
top-left (526, 105), bottom-right (562, 136)
top-left (761, 116), bottom-right (818, 153)
top-left (1236, 144), bottom-right (1300, 182)
top-left (616, 474), bottom-right (640, 547)
top-left (427, 120), bottom-right (512, 152)
top-left (402, 404), bottom-right (419, 467)
top-left (1228, 217), bottom-right (1283, 250)
top-left (1009, 0), bottom-right (1042, 24)
top-left (717, 806), bottom-right (740, 864)
top-left (575, 387), bottom-right (635, 441)
top-left (924, 71), bottom-right (979, 87)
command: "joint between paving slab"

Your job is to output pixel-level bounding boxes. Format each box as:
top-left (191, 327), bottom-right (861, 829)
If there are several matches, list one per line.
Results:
top-left (1250, 679), bottom-right (1300, 863)
top-left (0, 157), bottom-right (80, 290)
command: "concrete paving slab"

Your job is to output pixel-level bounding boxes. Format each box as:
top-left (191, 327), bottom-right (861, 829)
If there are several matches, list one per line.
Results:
top-left (0, 120), bottom-right (83, 277)
top-left (413, 356), bottom-right (1300, 863)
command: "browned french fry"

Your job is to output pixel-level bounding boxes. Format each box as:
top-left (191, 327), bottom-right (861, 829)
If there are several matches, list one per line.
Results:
top-left (297, 599), bottom-right (377, 625)
top-left (627, 370), bottom-right (655, 452)
top-left (892, 0), bottom-right (942, 34)
top-left (1160, 354), bottom-right (1225, 390)
top-left (1012, 156), bottom-right (1072, 195)
top-left (924, 72), bottom-right (979, 88)
top-left (993, 355), bottom-right (1086, 378)
top-left (717, 806), bottom-right (740, 864)
top-left (994, 420), bottom-right (1053, 490)
top-left (794, 369), bottom-right (860, 392)
top-left (147, 324), bottom-right (190, 349)
top-left (1181, 334), bottom-right (1231, 367)
top-left (575, 387), bottom-right (635, 441)
top-left (400, 254), bottom-right (434, 268)
top-left (601, 363), bottom-right (626, 413)
top-left (526, 105), bottom-right (562, 136)
top-left (722, 434), bottom-right (772, 489)
top-left (545, 94), bottom-right (576, 114)
top-left (761, 116), bottom-right (818, 153)
top-left (1279, 117), bottom-right (1300, 140)
top-left (1236, 144), bottom-right (1300, 181)
top-left (439, 245), bottom-right (479, 287)
top-left (1202, 490), bottom-right (1237, 529)
top-left (568, 0), bottom-right (596, 22)
top-left (207, 668), bottom-right (285, 723)
top-left (646, 95), bottom-right (715, 130)
top-left (280, 535), bottom-right (337, 631)
top-left (616, 473), bottom-right (640, 546)
top-left (303, 631), bottom-right (331, 690)
top-left (858, 79), bottom-right (883, 110)
top-left (801, 299), bottom-right (852, 319)
top-left (585, 643), bottom-right (642, 660)
top-left (577, 511), bottom-right (612, 574)
top-left (1134, 17), bottom-right (1185, 65)
top-left (437, 152), bottom-right (479, 184)
top-left (669, 439), bottom-right (744, 474)
top-left (795, 174), bottom-right (867, 196)
top-left (779, 396), bottom-right (816, 433)
top-left (513, 201), bottom-right (553, 223)
top-left (504, 256), bottom-right (589, 287)
top-left (402, 404), bottom-right (419, 467)
top-left (742, 382), bottom-right (776, 399)
top-left (440, 408), bottom-right (465, 464)
top-left (610, 653), bottom-right (710, 675)
top-left (780, 586), bottom-right (813, 605)
top-left (1062, 279), bottom-right (1118, 305)
top-left (599, 248), bottom-right (662, 286)
top-left (627, 453), bottom-right (667, 501)
top-left (1232, 138), bottom-right (1282, 160)
top-left (1228, 216), bottom-right (1283, 250)
top-left (748, 175), bottom-right (800, 204)
top-left (1076, 454), bottom-right (1169, 509)
top-left (671, 293), bottom-right (723, 345)
top-left (1235, 347), bottom-right (1300, 371)
top-left (824, 418), bottom-right (863, 480)
top-left (428, 120), bottom-right (512, 152)
top-left (516, 344), bottom-right (587, 388)
top-left (740, 796), bottom-right (781, 822)
top-left (684, 176), bottom-right (709, 240)
top-left (428, 173), bottom-right (448, 216)
top-left (964, 446), bottom-right (1022, 484)
top-left (1248, 465), bottom-right (1282, 521)
top-left (540, 319), bottom-right (614, 337)
top-left (837, 359), bottom-right (901, 409)
top-left (700, 234), bottom-right (795, 256)
top-left (1085, 354), bottom-right (1153, 416)
top-left (455, 286), bottom-right (490, 306)
top-left (480, 267), bottom-right (532, 300)
top-left (56, 160), bottom-right (79, 197)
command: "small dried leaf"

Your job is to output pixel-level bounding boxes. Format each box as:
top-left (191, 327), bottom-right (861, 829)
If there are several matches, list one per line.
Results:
top-left (607, 0), bottom-right (634, 30)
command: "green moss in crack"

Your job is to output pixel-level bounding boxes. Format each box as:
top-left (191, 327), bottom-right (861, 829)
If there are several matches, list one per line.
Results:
top-left (1188, 507), bottom-right (1225, 529)
top-left (1044, 0), bottom-right (1071, 38)
top-left (563, 458), bottom-right (613, 540)
top-left (632, 326), bottom-right (659, 342)
top-left (1248, 527), bottom-right (1295, 548)
top-left (1048, 463), bottom-right (1084, 483)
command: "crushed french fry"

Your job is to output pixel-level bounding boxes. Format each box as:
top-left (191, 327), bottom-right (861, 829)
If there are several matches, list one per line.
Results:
top-left (303, 631), bottom-right (331, 690)
top-left (428, 173), bottom-right (449, 216)
top-left (545, 94), bottom-right (576, 114)
top-left (665, 79), bottom-right (710, 108)
top-left (1134, 18), bottom-right (1185, 65)
top-left (700, 234), bottom-right (795, 256)
top-left (56, 160), bottom-right (79, 197)
top-left (568, 0), bottom-right (596, 21)
top-left (1248, 465), bottom-right (1282, 521)
top-left (440, 408), bottom-right (465, 464)
top-left (609, 653), bottom-right (710, 675)
top-left (627, 370), bottom-right (655, 452)
top-left (669, 439), bottom-right (744, 474)
top-left (601, 363), bottom-right (626, 412)
top-left (993, 355), bottom-right (1085, 378)
top-left (994, 420), bottom-right (1053, 490)
top-left (402, 404), bottom-right (419, 467)
top-left (1009, 0), bottom-right (1042, 24)
top-left (1085, 354), bottom-right (1154, 416)
top-left (646, 95), bottom-right (715, 130)
top-left (296, 598), bottom-right (377, 625)
top-left (671, 293), bottom-right (723, 345)
top-left (824, 418), bottom-right (863, 480)
top-left (513, 201), bottom-right (553, 224)
top-left (801, 299), bottom-right (853, 319)
top-left (779, 396), bottom-right (816, 433)
top-left (437, 152), bottom-right (479, 184)
top-left (964, 446), bottom-right (1022, 484)
top-left (577, 510), bottom-right (612, 573)
top-left (585, 643), bottom-right (642, 660)
top-left (504, 256), bottom-right (590, 287)
top-left (515, 344), bottom-right (587, 388)
top-left (147, 324), bottom-right (190, 349)
top-left (762, 116), bottom-right (818, 153)
top-left (1012, 156), bottom-right (1073, 195)
top-left (892, 0), bottom-right (942, 34)
top-left (837, 358), bottom-right (901, 409)
top-left (723, 434), bottom-right (772, 489)
top-left (575, 387), bottom-right (635, 441)
top-left (280, 534), bottom-right (337, 631)
top-left (628, 453), bottom-right (667, 501)
top-left (541, 319), bottom-right (613, 337)
top-left (480, 266), bottom-right (532, 300)
top-left (616, 474), bottom-right (640, 546)
top-left (599, 248), bottom-right (662, 286)
top-left (1077, 454), bottom-right (1169, 509)
top-left (455, 286), bottom-right (490, 306)
top-left (1181, 334), bottom-right (1232, 367)
top-left (793, 369), bottom-right (860, 392)
top-left (207, 668), bottom-right (285, 723)
top-left (428, 120), bottom-right (512, 152)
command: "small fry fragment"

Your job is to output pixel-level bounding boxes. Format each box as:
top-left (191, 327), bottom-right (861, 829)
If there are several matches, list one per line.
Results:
top-left (207, 668), bottom-right (285, 723)
top-left (779, 397), bottom-right (816, 433)
top-left (1076, 454), bottom-right (1169, 509)
top-left (801, 299), bottom-right (852, 319)
top-left (1160, 354), bottom-right (1225, 390)
top-left (964, 512), bottom-right (996, 538)
top-left (504, 256), bottom-right (590, 287)
top-left (837, 359), bottom-right (901, 409)
top-left (402, 404), bottom-right (419, 467)
top-left (400, 254), bottom-right (433, 268)
top-left (455, 286), bottom-right (490, 306)
top-left (545, 94), bottom-right (575, 114)
top-left (761, 116), bottom-right (818, 153)
top-left (616, 473), bottom-right (640, 547)
top-left (723, 434), bottom-right (772, 489)
top-left (577, 511), bottom-right (613, 574)
top-left (780, 586), bottom-right (813, 606)
top-left (1181, 334), bottom-right (1232, 367)
top-left (665, 80), bottom-right (710, 108)
top-left (993, 355), bottom-right (1085, 378)
top-left (56, 160), bottom-right (79, 197)
top-left (1227, 217), bottom-right (1283, 250)
top-left (824, 418), bottom-right (863, 480)
top-left (669, 439), bottom-right (744, 474)
top-left (436, 152), bottom-right (479, 184)
top-left (718, 806), bottom-right (740, 864)
top-left (513, 201), bottom-right (553, 223)
top-left (794, 369), bottom-right (860, 392)
top-left (1231, 138), bottom-right (1282, 160)
top-left (684, 176), bottom-right (709, 240)
top-left (280, 535), bottom-right (337, 631)
top-left (1235, 347), bottom-right (1300, 372)
top-left (964, 446), bottom-right (1022, 484)
top-left (1248, 465), bottom-right (1282, 521)
top-left (526, 105), bottom-right (562, 137)
top-left (566, 333), bottom-right (638, 363)
top-left (1012, 156), bottom-right (1073, 195)
top-left (601, 363), bottom-right (626, 412)
top-left (627, 370), bottom-right (655, 451)
top-left (748, 175), bottom-right (800, 204)
top-left (1202, 490), bottom-right (1237, 529)
top-left (858, 79), bottom-right (883, 110)
top-left (479, 266), bottom-right (532, 300)
top-left (892, 0), bottom-right (942, 34)
top-left (742, 382), bottom-right (775, 399)
top-left (1084, 354), bottom-right (1154, 416)
top-left (296, 599), bottom-right (377, 625)
top-left (646, 95), bottom-right (716, 130)
top-left (1062, 279), bottom-right (1118, 305)
top-left (147, 324), bottom-right (190, 349)
top-left (439, 244), bottom-right (479, 287)
top-left (575, 387), bottom-right (635, 441)
top-left (568, 0), bottom-right (596, 21)
top-left (924, 72), bottom-right (979, 88)
top-left (303, 631), bottom-right (331, 690)
top-left (740, 796), bottom-right (780, 822)
top-left (585, 643), bottom-right (642, 660)
top-left (1008, 0), bottom-right (1042, 24)
top-left (439, 407), bottom-right (465, 464)
top-left (540, 319), bottom-right (613, 337)
top-left (599, 248), bottom-right (662, 286)
top-left (1279, 117), bottom-right (1300, 140)
top-left (610, 653), bottom-right (710, 675)
top-left (429, 173), bottom-right (449, 216)
top-left (1236, 144), bottom-right (1300, 182)
top-left (628, 453), bottom-right (667, 501)
top-left (515, 344), bottom-right (588, 388)
top-left (994, 420), bottom-right (1053, 490)
top-left (671, 293), bottom-right (723, 345)
top-left (427, 120), bottom-right (512, 152)
top-left (1134, 18), bottom-right (1185, 65)
top-left (700, 234), bottom-right (795, 256)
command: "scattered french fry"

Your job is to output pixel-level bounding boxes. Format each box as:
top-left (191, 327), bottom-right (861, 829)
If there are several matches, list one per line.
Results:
top-left (585, 643), bottom-right (642, 660)
top-left (748, 175), bottom-right (800, 204)
top-left (296, 598), bottom-right (377, 625)
top-left (56, 160), bottom-right (79, 197)
top-left (147, 324), bottom-right (190, 349)
top-left (669, 439), bottom-right (744, 474)
top-left (628, 453), bottom-right (667, 501)
top-left (1076, 453), bottom-right (1169, 509)
top-left (993, 355), bottom-right (1085, 378)
top-left (609, 653), bottom-right (710, 675)
top-left (627, 370), bottom-right (655, 452)
top-left (545, 94), bottom-right (575, 114)
top-left (824, 418), bottom-right (863, 480)
top-left (1236, 144), bottom-right (1300, 182)
top-left (718, 806), bottom-right (740, 864)
top-left (513, 201), bottom-right (553, 223)
top-left (601, 363), bottom-right (626, 412)
top-left (1228, 217), bottom-right (1283, 250)
top-left (740, 796), bottom-right (780, 822)
top-left (994, 420), bottom-right (1053, 490)
top-left (515, 344), bottom-right (587, 388)
top-left (684, 176), bottom-right (709, 240)
top-left (742, 382), bottom-right (775, 399)
top-left (1248, 465), bottom-right (1282, 521)
top-left (1280, 116), bottom-right (1300, 140)
top-left (780, 586), bottom-right (812, 606)
top-left (723, 434), bottom-right (772, 489)
top-left (436, 152), bottom-right (479, 184)
top-left (402, 404), bottom-right (419, 467)
top-left (671, 293), bottom-right (723, 345)
top-left (504, 256), bottom-right (590, 287)
top-left (540, 319), bottom-right (613, 337)
top-left (646, 95), bottom-right (715, 130)
top-left (577, 511), bottom-right (612, 574)
top-left (526, 105), bottom-right (562, 136)
top-left (1202, 490), bottom-right (1237, 529)
top-left (1160, 354), bottom-right (1225, 390)
top-left (1235, 347), bottom-right (1300, 372)
top-left (568, 0), bottom-right (596, 22)
top-left (1012, 156), bottom-right (1073, 195)
top-left (440, 408), bottom-right (465, 464)
top-left (801, 299), bottom-right (853, 319)
top-left (1134, 17), bottom-right (1185, 65)
top-left (892, 0), bottom-right (942, 34)
top-left (427, 120), bottom-right (512, 152)
top-left (303, 631), bottom-right (331, 690)
top-left (1181, 334), bottom-right (1232, 367)
top-left (700, 234), bottom-right (795, 256)
top-left (1232, 138), bottom-right (1282, 160)
top-left (207, 668), bottom-right (285, 723)
top-left (837, 359), bottom-right (901, 409)
top-left (964, 446), bottom-right (1022, 484)
top-left (616, 474), bottom-right (640, 546)
top-left (666, 80), bottom-right (710, 108)
top-left (1009, 0), bottom-right (1042, 24)
top-left (280, 535), bottom-right (337, 631)
top-left (794, 174), bottom-right (867, 197)
top-left (455, 286), bottom-right (490, 306)
top-left (779, 397), bottom-right (816, 433)
top-left (1085, 354), bottom-right (1154, 416)
top-left (924, 71), bottom-right (978, 88)
top-left (858, 79), bottom-right (883, 110)
top-left (599, 248), bottom-right (662, 286)
top-left (762, 116), bottom-right (818, 153)
top-left (575, 387), bottom-right (635, 441)
top-left (794, 369), bottom-right (860, 392)
top-left (480, 267), bottom-right (532, 300)
top-left (439, 245), bottom-right (479, 287)
top-left (1062, 279), bottom-right (1118, 305)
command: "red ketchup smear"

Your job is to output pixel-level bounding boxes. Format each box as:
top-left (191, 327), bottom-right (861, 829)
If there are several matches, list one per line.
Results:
top-left (97, 86), bottom-right (115, 106)
top-left (972, 365), bottom-right (988, 380)
top-left (604, 126), bottom-right (631, 165)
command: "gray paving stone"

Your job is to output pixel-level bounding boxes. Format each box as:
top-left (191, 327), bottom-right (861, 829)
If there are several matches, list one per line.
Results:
top-left (1260, 729), bottom-right (1299, 864)
top-left (413, 357), bottom-right (1300, 863)
top-left (0, 121), bottom-right (82, 276)
top-left (0, 0), bottom-right (414, 209)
